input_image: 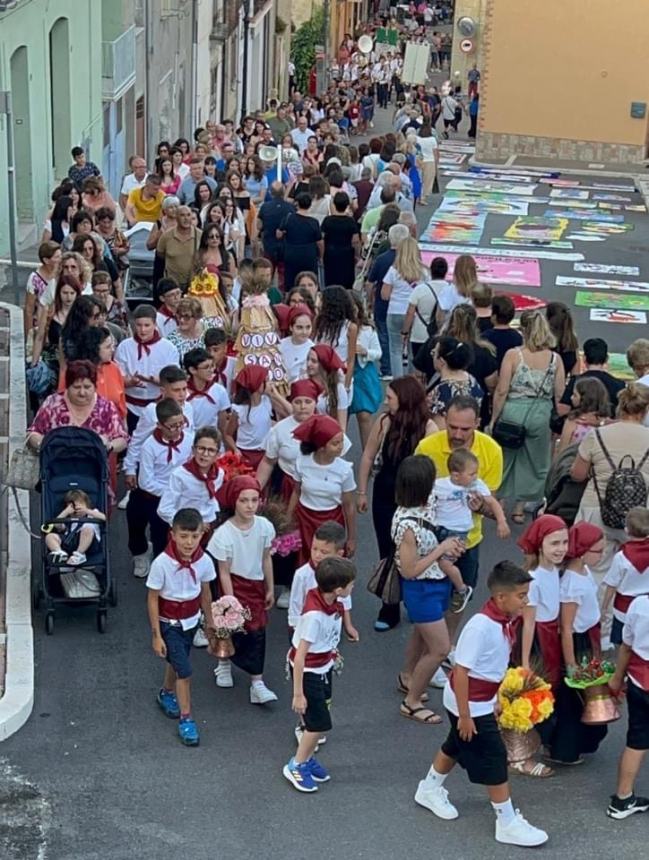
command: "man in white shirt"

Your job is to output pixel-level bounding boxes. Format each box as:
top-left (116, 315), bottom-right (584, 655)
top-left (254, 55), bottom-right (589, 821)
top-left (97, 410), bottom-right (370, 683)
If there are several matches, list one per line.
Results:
top-left (290, 116), bottom-right (312, 155)
top-left (119, 156), bottom-right (148, 211)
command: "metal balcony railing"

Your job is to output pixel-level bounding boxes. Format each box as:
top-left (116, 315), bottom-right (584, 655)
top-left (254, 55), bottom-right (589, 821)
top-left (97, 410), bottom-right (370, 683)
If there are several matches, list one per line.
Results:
top-left (102, 25), bottom-right (136, 101)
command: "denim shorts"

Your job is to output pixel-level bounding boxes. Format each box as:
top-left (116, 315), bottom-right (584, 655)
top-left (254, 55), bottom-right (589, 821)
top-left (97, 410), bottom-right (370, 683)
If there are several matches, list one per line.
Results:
top-left (401, 577), bottom-right (452, 623)
top-left (161, 621), bottom-right (197, 679)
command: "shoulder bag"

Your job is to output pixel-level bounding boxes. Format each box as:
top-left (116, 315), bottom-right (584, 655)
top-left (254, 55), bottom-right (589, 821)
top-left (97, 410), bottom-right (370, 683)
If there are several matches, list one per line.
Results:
top-left (367, 516), bottom-right (437, 602)
top-left (492, 355), bottom-right (554, 450)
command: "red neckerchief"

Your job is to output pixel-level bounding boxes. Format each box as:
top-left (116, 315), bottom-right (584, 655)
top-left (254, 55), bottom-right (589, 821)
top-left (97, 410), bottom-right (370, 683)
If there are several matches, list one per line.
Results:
top-left (480, 598), bottom-right (521, 647)
top-left (213, 359), bottom-right (227, 389)
top-left (182, 458), bottom-right (220, 499)
top-left (134, 328), bottom-right (162, 359)
top-left (187, 377), bottom-right (216, 404)
top-left (153, 428), bottom-right (184, 463)
top-left (302, 587), bottom-right (342, 617)
top-left (164, 538), bottom-right (204, 583)
top-left (158, 305), bottom-right (176, 320)
top-left (622, 538), bottom-right (649, 574)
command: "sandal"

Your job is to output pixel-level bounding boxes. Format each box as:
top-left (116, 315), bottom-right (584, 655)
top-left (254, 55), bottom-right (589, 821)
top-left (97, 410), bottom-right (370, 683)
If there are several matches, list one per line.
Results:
top-left (509, 759), bottom-right (554, 778)
top-left (511, 511), bottom-right (526, 525)
top-left (397, 674), bottom-right (429, 702)
top-left (400, 700), bottom-right (442, 725)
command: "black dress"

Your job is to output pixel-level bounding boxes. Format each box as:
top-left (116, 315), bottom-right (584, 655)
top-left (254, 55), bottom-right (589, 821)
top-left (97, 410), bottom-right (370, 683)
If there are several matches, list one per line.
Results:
top-left (281, 213), bottom-right (321, 291)
top-left (321, 215), bottom-right (359, 289)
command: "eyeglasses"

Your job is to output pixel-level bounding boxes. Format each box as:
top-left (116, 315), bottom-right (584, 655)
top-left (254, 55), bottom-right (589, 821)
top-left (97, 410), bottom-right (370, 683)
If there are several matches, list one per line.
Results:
top-left (194, 445), bottom-right (218, 455)
top-left (177, 313), bottom-right (194, 321)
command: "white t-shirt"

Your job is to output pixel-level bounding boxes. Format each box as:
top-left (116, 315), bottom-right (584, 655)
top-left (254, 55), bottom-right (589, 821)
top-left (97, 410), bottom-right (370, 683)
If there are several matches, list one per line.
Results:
top-left (408, 282), bottom-right (440, 343)
top-left (264, 415), bottom-right (301, 479)
top-left (288, 562), bottom-right (352, 628)
top-left (442, 95), bottom-right (459, 121)
top-left (121, 172), bottom-right (147, 197)
top-left (279, 337), bottom-right (314, 383)
top-left (187, 381), bottom-right (230, 429)
top-left (384, 266), bottom-right (421, 316)
top-left (443, 613), bottom-right (511, 717)
top-left (123, 400), bottom-right (194, 475)
top-left (138, 430), bottom-right (195, 498)
top-left (208, 516), bottom-right (275, 581)
top-left (295, 453), bottom-right (356, 510)
top-left (416, 135), bottom-right (438, 162)
top-left (115, 337), bottom-right (181, 417)
top-left (146, 549), bottom-right (215, 630)
top-left (157, 463), bottom-right (224, 525)
top-left (438, 283), bottom-right (471, 315)
top-left (290, 596), bottom-right (343, 674)
top-left (232, 396), bottom-right (273, 450)
top-left (603, 547), bottom-right (649, 622)
top-left (290, 127), bottom-right (312, 154)
top-left (316, 382), bottom-right (349, 417)
top-left (527, 565), bottom-right (560, 623)
top-left (432, 476), bottom-right (491, 533)
top-left (622, 595), bottom-right (649, 690)
top-left (559, 568), bottom-right (600, 633)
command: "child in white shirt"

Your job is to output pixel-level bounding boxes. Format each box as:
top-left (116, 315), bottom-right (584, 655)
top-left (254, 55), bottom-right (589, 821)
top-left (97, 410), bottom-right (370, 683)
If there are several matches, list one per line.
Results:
top-left (602, 507), bottom-right (649, 645)
top-left (44, 489), bottom-right (105, 566)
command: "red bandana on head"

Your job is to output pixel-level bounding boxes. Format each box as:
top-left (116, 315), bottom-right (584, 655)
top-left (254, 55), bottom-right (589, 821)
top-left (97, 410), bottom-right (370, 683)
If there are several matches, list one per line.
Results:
top-left (153, 428), bottom-right (184, 463)
top-left (292, 414), bottom-right (342, 449)
top-left (164, 538), bottom-right (204, 583)
top-left (134, 327), bottom-right (162, 359)
top-left (183, 458), bottom-right (221, 499)
top-left (480, 598), bottom-right (521, 647)
top-left (215, 475), bottom-right (261, 510)
top-left (517, 514), bottom-right (567, 556)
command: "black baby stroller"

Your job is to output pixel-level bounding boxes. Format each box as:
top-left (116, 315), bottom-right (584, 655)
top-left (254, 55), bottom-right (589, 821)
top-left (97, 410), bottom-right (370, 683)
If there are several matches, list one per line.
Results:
top-left (34, 427), bottom-right (115, 634)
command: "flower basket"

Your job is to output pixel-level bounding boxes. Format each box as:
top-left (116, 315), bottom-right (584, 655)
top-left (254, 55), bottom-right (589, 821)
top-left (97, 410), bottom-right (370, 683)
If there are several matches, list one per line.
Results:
top-left (501, 727), bottom-right (542, 763)
top-left (564, 658), bottom-right (620, 724)
top-left (209, 596), bottom-right (251, 658)
top-left (497, 667), bottom-right (555, 733)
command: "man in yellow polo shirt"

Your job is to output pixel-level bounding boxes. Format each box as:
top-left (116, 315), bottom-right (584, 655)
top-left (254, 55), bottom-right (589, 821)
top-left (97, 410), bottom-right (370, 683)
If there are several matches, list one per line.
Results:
top-left (415, 395), bottom-right (503, 648)
top-left (125, 174), bottom-right (165, 225)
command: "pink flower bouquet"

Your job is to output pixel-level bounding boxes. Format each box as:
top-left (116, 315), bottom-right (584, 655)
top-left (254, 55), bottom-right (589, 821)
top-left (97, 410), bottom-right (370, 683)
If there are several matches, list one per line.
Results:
top-left (210, 595), bottom-right (251, 638)
top-left (271, 530), bottom-right (302, 558)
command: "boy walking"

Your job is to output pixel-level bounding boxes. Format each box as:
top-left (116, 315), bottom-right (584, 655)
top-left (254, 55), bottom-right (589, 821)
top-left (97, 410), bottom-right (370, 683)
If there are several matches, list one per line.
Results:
top-left (284, 557), bottom-right (356, 793)
top-left (146, 508), bottom-right (216, 746)
top-left (415, 561), bottom-right (549, 847)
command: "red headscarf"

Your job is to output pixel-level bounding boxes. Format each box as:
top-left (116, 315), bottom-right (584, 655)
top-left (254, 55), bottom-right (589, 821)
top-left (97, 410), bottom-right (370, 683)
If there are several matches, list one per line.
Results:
top-left (293, 414), bottom-right (342, 449)
top-left (312, 344), bottom-right (346, 374)
top-left (233, 365), bottom-right (268, 395)
top-left (517, 514), bottom-right (567, 555)
top-left (288, 303), bottom-right (314, 328)
top-left (272, 303), bottom-right (292, 336)
top-left (289, 379), bottom-right (322, 402)
top-left (566, 522), bottom-right (604, 560)
top-left (216, 475), bottom-right (261, 510)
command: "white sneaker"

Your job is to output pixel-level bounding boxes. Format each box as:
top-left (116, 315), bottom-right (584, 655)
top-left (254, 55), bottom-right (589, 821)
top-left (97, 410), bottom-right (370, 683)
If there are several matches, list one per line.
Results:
top-left (214, 661), bottom-right (234, 688)
top-left (415, 780), bottom-right (459, 820)
top-left (495, 811), bottom-right (548, 847)
top-left (429, 666), bottom-right (448, 688)
top-left (276, 588), bottom-right (290, 609)
top-left (118, 490), bottom-right (131, 510)
top-left (193, 628), bottom-right (209, 648)
top-left (132, 554), bottom-right (150, 579)
top-left (250, 681), bottom-right (278, 704)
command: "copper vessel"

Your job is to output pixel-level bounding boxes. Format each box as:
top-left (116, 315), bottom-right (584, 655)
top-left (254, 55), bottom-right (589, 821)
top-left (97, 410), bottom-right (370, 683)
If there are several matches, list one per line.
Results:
top-left (212, 635), bottom-right (235, 659)
top-left (581, 686), bottom-right (620, 725)
top-left (501, 728), bottom-right (542, 763)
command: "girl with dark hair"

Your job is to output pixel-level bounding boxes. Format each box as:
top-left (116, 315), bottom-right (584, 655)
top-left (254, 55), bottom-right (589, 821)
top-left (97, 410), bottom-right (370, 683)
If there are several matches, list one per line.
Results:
top-left (243, 156), bottom-right (268, 205)
top-left (31, 275), bottom-right (82, 369)
top-left (556, 376), bottom-right (612, 455)
top-left (157, 156), bottom-right (181, 195)
top-left (43, 195), bottom-right (74, 244)
top-left (192, 180), bottom-right (216, 224)
top-left (357, 376), bottom-right (437, 630)
top-left (60, 295), bottom-right (103, 364)
top-left (227, 366), bottom-right (291, 469)
top-left (429, 336), bottom-right (484, 429)
top-left (348, 293), bottom-right (382, 448)
top-left (77, 325), bottom-right (126, 419)
top-left (287, 284), bottom-right (317, 315)
top-left (314, 285), bottom-right (358, 391)
top-left (277, 193), bottom-right (323, 293)
top-left (194, 224), bottom-right (235, 276)
top-left (321, 192), bottom-right (360, 288)
top-left (546, 301), bottom-right (579, 377)
top-left (306, 344), bottom-right (349, 431)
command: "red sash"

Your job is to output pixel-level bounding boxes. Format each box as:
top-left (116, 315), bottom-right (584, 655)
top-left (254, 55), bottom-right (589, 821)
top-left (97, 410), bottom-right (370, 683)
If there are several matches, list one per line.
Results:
top-left (535, 619), bottom-right (562, 690)
top-left (230, 574), bottom-right (267, 631)
top-left (449, 672), bottom-right (500, 701)
top-left (158, 595), bottom-right (201, 621)
top-left (126, 393), bottom-right (158, 407)
top-left (627, 651), bottom-right (649, 691)
top-left (614, 593), bottom-right (637, 615)
top-left (296, 501), bottom-right (344, 565)
top-left (289, 588), bottom-right (342, 668)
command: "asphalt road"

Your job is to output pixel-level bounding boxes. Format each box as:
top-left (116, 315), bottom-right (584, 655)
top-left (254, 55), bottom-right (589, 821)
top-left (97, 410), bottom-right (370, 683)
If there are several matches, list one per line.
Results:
top-left (2, 106), bottom-right (649, 860)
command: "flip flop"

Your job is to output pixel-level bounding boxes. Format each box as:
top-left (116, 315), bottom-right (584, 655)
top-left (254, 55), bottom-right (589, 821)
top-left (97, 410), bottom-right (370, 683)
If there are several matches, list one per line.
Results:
top-left (397, 674), bottom-right (429, 702)
top-left (400, 700), bottom-right (442, 725)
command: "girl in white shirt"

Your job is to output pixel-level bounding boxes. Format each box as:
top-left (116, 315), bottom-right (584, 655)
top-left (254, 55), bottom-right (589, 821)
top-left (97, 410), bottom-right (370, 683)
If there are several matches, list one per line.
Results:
top-left (288, 415), bottom-right (356, 565)
top-left (279, 303), bottom-right (315, 384)
top-left (226, 365), bottom-right (291, 470)
top-left (306, 344), bottom-right (349, 432)
top-left (548, 521), bottom-right (608, 764)
top-left (313, 286), bottom-right (357, 392)
top-left (348, 294), bottom-right (383, 448)
top-left (209, 476), bottom-right (277, 703)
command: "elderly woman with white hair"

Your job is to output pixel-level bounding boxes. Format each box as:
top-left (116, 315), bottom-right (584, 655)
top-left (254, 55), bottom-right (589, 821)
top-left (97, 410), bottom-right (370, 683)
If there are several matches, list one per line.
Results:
top-left (146, 195), bottom-right (181, 251)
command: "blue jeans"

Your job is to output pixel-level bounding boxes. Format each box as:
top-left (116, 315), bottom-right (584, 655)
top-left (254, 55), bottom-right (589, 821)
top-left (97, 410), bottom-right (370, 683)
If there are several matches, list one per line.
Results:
top-left (456, 544), bottom-right (480, 591)
top-left (160, 621), bottom-right (197, 679)
top-left (374, 295), bottom-right (391, 375)
top-left (387, 313), bottom-right (407, 378)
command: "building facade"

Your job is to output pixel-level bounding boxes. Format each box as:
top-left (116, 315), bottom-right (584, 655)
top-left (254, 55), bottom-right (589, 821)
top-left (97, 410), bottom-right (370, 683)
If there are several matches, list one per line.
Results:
top-left (476, 0), bottom-right (649, 166)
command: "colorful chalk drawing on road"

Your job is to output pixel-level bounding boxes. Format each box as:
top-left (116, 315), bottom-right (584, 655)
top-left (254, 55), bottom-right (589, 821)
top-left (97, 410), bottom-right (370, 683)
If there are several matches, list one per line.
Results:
top-left (589, 309), bottom-right (647, 324)
top-left (446, 179), bottom-right (537, 196)
top-left (500, 292), bottom-right (547, 311)
top-left (540, 178), bottom-right (581, 187)
top-left (437, 197), bottom-right (530, 216)
top-left (491, 238), bottom-right (574, 249)
top-left (606, 353), bottom-right (635, 379)
top-left (581, 221), bottom-right (634, 234)
top-left (547, 200), bottom-right (597, 209)
top-left (626, 204), bottom-right (647, 212)
top-left (566, 234), bottom-right (607, 242)
top-left (544, 209), bottom-right (625, 222)
top-left (576, 291), bottom-right (649, 310)
top-left (557, 276), bottom-right (649, 293)
top-left (419, 251), bottom-right (541, 287)
top-left (550, 188), bottom-right (589, 199)
top-left (420, 210), bottom-right (487, 244)
top-left (592, 193), bottom-right (633, 202)
top-left (505, 217), bottom-right (569, 243)
top-left (418, 242), bottom-right (584, 261)
top-left (439, 153), bottom-right (466, 165)
top-left (574, 263), bottom-right (640, 276)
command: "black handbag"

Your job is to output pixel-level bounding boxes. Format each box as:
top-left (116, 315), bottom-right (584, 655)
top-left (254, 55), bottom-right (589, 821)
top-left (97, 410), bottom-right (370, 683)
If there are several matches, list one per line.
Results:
top-left (367, 553), bottom-right (401, 604)
top-left (492, 356), bottom-right (554, 450)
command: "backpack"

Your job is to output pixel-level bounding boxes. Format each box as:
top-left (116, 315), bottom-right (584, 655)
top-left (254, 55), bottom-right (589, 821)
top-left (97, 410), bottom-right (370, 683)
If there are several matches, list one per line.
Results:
top-left (543, 443), bottom-right (587, 526)
top-left (593, 429), bottom-right (649, 530)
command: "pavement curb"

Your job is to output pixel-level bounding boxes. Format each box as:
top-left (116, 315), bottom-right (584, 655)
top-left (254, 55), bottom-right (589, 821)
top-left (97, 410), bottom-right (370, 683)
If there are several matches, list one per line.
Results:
top-left (0, 300), bottom-right (34, 741)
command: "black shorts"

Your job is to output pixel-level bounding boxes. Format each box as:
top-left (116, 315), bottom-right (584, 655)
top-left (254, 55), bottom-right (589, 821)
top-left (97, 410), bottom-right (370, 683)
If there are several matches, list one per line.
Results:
top-left (300, 669), bottom-right (333, 734)
top-left (610, 617), bottom-right (623, 645)
top-left (626, 681), bottom-right (649, 750)
top-left (441, 711), bottom-right (508, 786)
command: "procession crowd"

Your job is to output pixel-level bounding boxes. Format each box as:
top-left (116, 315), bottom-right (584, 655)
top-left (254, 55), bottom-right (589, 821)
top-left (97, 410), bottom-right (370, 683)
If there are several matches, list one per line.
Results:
top-left (16, 2), bottom-right (649, 850)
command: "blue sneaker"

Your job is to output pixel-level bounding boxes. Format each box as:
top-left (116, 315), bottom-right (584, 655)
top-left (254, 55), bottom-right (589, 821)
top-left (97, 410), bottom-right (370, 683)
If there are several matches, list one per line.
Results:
top-left (306, 757), bottom-right (330, 783)
top-left (283, 757), bottom-right (318, 793)
top-left (178, 717), bottom-right (200, 746)
top-left (157, 688), bottom-right (180, 719)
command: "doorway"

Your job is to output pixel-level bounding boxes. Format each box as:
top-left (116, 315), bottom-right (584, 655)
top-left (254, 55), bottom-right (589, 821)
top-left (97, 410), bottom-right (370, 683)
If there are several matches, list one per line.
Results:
top-left (9, 46), bottom-right (33, 221)
top-left (49, 18), bottom-right (71, 182)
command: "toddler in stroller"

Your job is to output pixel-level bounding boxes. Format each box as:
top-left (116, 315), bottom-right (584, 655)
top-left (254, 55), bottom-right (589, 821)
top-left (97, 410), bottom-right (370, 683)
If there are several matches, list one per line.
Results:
top-left (43, 489), bottom-right (105, 566)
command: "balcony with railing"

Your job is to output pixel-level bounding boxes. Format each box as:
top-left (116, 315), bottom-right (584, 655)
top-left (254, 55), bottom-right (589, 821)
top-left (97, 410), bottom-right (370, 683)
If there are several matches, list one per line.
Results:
top-left (102, 25), bottom-right (136, 101)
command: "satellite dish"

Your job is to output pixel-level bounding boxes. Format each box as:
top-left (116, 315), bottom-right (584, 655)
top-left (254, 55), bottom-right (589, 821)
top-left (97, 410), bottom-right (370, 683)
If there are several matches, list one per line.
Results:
top-left (358, 35), bottom-right (374, 54)
top-left (259, 145), bottom-right (278, 162)
top-left (457, 16), bottom-right (476, 37)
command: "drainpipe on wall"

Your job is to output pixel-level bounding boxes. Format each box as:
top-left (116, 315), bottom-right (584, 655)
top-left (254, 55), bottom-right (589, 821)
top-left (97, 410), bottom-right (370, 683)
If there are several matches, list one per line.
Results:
top-left (240, 0), bottom-right (253, 120)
